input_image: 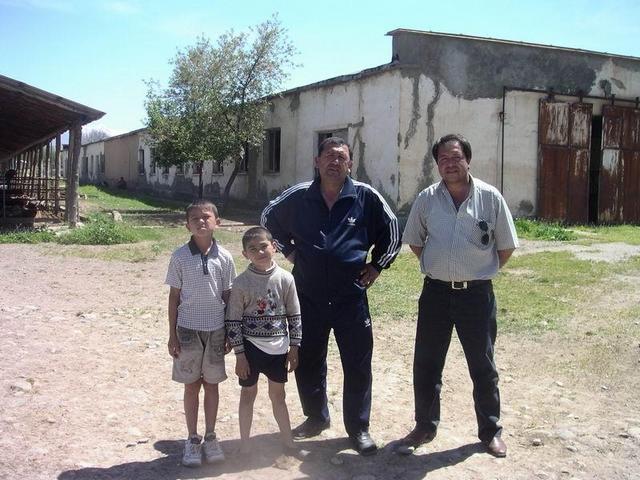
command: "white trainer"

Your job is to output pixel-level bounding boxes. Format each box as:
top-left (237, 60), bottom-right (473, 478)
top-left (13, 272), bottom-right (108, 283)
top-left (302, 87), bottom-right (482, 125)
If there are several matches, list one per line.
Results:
top-left (182, 436), bottom-right (202, 467)
top-left (202, 433), bottom-right (225, 463)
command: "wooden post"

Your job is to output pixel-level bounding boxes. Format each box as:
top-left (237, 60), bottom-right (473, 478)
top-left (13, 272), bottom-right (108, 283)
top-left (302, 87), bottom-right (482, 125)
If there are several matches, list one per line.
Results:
top-left (66, 123), bottom-right (82, 227)
top-left (29, 149), bottom-right (35, 197)
top-left (37, 145), bottom-right (43, 201)
top-left (54, 135), bottom-right (61, 214)
top-left (44, 142), bottom-right (50, 207)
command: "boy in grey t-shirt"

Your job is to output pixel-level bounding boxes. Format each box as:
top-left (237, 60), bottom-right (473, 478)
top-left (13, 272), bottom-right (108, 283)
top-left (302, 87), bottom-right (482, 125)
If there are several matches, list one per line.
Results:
top-left (165, 199), bottom-right (236, 467)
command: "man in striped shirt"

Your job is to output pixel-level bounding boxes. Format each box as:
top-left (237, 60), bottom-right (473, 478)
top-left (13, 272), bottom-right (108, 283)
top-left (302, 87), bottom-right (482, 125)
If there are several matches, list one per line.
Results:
top-left (261, 136), bottom-right (401, 456)
top-left (400, 133), bottom-right (519, 458)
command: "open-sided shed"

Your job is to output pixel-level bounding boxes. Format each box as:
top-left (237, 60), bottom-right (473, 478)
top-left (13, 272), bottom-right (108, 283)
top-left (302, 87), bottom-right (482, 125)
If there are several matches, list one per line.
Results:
top-left (0, 74), bottom-right (104, 225)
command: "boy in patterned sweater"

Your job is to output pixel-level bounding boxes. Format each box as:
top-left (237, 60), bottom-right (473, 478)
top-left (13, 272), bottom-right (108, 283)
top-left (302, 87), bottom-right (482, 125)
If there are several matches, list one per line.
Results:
top-left (225, 226), bottom-right (302, 454)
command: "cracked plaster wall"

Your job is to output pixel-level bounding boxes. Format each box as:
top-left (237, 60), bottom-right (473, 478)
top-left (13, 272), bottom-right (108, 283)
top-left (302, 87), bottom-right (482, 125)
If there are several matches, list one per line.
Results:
top-left (263, 70), bottom-right (402, 208)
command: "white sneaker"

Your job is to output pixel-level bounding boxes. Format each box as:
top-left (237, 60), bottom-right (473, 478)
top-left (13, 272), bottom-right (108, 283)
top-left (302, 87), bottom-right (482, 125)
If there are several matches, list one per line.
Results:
top-left (202, 433), bottom-right (225, 463)
top-left (182, 436), bottom-right (202, 467)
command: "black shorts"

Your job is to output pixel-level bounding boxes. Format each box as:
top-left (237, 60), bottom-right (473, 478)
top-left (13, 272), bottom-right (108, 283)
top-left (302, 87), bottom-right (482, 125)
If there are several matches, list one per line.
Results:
top-left (239, 340), bottom-right (288, 387)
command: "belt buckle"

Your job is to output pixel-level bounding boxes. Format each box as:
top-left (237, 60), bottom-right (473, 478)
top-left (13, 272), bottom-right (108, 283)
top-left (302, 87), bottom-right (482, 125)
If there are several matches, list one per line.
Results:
top-left (451, 281), bottom-right (467, 290)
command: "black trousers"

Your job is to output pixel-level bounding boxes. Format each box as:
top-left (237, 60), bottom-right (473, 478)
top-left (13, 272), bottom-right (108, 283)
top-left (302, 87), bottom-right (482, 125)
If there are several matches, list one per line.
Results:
top-left (413, 278), bottom-right (501, 442)
top-left (295, 293), bottom-right (373, 436)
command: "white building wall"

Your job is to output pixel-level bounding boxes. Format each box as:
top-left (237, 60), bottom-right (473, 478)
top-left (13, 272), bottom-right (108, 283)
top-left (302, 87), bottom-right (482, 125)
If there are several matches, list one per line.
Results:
top-left (263, 70), bottom-right (403, 204)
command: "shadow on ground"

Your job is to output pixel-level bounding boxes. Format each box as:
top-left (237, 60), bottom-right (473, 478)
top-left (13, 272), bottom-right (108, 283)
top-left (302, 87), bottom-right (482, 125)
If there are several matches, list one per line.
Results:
top-left (58, 434), bottom-right (486, 479)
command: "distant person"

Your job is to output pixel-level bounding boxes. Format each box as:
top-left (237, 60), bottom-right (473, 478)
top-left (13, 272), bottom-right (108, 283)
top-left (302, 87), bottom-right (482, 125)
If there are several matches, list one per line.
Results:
top-left (116, 177), bottom-right (127, 189)
top-left (165, 199), bottom-right (236, 467)
top-left (225, 226), bottom-right (302, 454)
top-left (261, 136), bottom-right (401, 456)
top-left (399, 133), bottom-right (519, 457)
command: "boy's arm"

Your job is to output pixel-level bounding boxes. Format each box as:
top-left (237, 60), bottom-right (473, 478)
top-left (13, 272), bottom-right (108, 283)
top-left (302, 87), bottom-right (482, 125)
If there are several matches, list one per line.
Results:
top-left (167, 287), bottom-right (181, 358)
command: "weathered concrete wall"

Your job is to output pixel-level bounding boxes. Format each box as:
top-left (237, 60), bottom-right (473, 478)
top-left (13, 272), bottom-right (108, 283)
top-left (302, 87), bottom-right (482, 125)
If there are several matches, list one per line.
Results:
top-left (262, 69), bottom-right (403, 209)
top-left (391, 32), bottom-right (640, 217)
top-left (391, 32), bottom-right (640, 100)
top-left (80, 141), bottom-right (104, 184)
top-left (136, 134), bottom-right (249, 202)
top-left (104, 134), bottom-right (138, 186)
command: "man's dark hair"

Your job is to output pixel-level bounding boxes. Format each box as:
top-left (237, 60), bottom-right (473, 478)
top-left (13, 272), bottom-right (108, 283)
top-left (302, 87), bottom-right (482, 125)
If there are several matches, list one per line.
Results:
top-left (242, 226), bottom-right (273, 250)
top-left (185, 198), bottom-right (219, 220)
top-left (318, 136), bottom-right (352, 159)
top-left (431, 134), bottom-right (472, 162)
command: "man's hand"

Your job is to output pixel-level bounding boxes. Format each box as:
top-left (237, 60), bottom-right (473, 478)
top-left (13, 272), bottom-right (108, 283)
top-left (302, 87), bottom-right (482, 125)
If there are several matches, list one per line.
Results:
top-left (168, 335), bottom-right (180, 358)
top-left (235, 353), bottom-right (250, 380)
top-left (287, 345), bottom-right (299, 372)
top-left (358, 263), bottom-right (380, 288)
top-left (224, 338), bottom-right (232, 354)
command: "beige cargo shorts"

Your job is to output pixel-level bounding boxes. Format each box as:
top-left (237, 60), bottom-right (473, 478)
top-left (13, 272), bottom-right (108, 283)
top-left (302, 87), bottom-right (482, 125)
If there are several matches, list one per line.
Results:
top-left (172, 326), bottom-right (227, 384)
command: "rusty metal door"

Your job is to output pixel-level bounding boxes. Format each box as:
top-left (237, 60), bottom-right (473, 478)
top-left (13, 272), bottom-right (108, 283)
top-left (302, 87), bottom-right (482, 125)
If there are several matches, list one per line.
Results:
top-left (538, 100), bottom-right (592, 223)
top-left (600, 105), bottom-right (640, 223)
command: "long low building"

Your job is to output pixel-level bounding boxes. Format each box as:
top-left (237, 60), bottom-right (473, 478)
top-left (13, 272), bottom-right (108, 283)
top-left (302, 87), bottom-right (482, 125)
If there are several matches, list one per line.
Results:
top-left (94, 29), bottom-right (640, 224)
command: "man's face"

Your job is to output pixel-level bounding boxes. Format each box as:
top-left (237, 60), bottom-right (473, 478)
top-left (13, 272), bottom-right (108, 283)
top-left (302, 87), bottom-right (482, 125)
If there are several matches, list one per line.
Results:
top-left (436, 141), bottom-right (470, 185)
top-left (314, 144), bottom-right (352, 182)
top-left (186, 207), bottom-right (219, 238)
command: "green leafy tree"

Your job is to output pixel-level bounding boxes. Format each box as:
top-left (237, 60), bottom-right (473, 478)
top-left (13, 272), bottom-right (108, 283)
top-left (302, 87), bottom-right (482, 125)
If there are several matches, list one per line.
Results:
top-left (145, 15), bottom-right (296, 206)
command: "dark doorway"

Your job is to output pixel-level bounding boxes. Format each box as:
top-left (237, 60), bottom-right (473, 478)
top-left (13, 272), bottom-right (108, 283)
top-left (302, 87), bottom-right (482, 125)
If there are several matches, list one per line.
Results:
top-left (588, 115), bottom-right (602, 223)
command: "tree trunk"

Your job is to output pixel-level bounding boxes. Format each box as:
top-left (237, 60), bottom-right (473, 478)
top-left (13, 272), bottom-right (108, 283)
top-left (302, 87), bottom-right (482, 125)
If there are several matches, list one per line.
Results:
top-left (220, 157), bottom-right (241, 216)
top-left (67, 123), bottom-right (82, 227)
top-left (198, 161), bottom-right (204, 198)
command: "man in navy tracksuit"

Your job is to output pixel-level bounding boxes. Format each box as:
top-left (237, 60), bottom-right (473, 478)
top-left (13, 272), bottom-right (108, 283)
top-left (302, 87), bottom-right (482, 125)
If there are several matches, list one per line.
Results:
top-left (261, 136), bottom-right (400, 455)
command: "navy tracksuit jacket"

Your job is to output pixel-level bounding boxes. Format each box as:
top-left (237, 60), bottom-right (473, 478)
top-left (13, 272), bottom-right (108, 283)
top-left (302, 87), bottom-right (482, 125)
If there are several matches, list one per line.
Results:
top-left (261, 176), bottom-right (400, 434)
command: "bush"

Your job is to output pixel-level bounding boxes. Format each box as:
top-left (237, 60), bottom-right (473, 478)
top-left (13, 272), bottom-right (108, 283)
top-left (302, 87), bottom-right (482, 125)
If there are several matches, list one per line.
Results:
top-left (57, 215), bottom-right (139, 245)
top-left (515, 218), bottom-right (577, 241)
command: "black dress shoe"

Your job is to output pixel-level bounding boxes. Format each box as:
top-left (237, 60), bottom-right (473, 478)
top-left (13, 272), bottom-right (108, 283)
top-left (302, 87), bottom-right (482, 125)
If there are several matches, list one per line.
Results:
top-left (349, 431), bottom-right (378, 456)
top-left (399, 425), bottom-right (437, 448)
top-left (292, 418), bottom-right (330, 439)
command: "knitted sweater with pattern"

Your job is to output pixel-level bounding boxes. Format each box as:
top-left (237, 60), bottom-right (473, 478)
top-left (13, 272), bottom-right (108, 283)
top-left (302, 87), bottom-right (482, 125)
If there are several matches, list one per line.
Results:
top-left (225, 263), bottom-right (302, 355)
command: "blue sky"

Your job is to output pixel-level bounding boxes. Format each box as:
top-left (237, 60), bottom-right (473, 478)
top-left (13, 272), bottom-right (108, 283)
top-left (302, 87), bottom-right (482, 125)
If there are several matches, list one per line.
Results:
top-left (1, 0), bottom-right (639, 135)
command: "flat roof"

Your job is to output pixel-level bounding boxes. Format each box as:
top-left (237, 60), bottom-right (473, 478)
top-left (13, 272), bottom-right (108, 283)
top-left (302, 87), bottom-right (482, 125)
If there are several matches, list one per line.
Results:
top-left (386, 29), bottom-right (640, 62)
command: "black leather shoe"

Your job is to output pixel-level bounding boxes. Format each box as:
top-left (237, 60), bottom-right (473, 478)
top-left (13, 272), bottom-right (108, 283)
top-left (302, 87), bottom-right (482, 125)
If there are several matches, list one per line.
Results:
top-left (349, 431), bottom-right (378, 456)
top-left (292, 418), bottom-right (330, 439)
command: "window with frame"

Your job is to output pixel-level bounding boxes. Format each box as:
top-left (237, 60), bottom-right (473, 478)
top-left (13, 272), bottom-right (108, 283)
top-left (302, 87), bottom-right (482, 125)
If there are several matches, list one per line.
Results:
top-left (263, 128), bottom-right (281, 173)
top-left (138, 148), bottom-right (145, 174)
top-left (212, 159), bottom-right (223, 175)
top-left (100, 153), bottom-right (105, 173)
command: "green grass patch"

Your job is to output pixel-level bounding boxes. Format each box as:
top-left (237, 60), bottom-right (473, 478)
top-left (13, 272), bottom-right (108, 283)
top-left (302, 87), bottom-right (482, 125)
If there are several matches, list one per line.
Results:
top-left (0, 227), bottom-right (56, 244)
top-left (515, 218), bottom-right (577, 241)
top-left (80, 185), bottom-right (186, 213)
top-left (57, 214), bottom-right (141, 245)
top-left (495, 251), bottom-right (617, 333)
top-left (571, 224), bottom-right (640, 245)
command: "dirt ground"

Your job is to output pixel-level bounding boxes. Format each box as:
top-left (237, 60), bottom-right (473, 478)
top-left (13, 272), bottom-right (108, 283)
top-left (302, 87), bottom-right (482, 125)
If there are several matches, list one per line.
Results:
top-left (1, 232), bottom-right (640, 480)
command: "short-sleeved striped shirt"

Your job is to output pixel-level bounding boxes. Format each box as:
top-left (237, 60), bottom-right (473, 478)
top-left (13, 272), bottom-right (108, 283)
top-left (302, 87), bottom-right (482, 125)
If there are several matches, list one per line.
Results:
top-left (402, 175), bottom-right (519, 281)
top-left (165, 237), bottom-right (236, 331)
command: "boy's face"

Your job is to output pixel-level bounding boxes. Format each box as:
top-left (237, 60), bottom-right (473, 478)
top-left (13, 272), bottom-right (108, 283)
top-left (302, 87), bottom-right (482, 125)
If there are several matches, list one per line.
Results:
top-left (186, 207), bottom-right (220, 238)
top-left (242, 235), bottom-right (277, 271)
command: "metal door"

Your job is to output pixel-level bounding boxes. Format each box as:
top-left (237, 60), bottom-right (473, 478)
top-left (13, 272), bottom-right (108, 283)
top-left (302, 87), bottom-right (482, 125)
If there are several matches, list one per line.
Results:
top-left (538, 100), bottom-right (592, 223)
top-left (600, 105), bottom-right (640, 223)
